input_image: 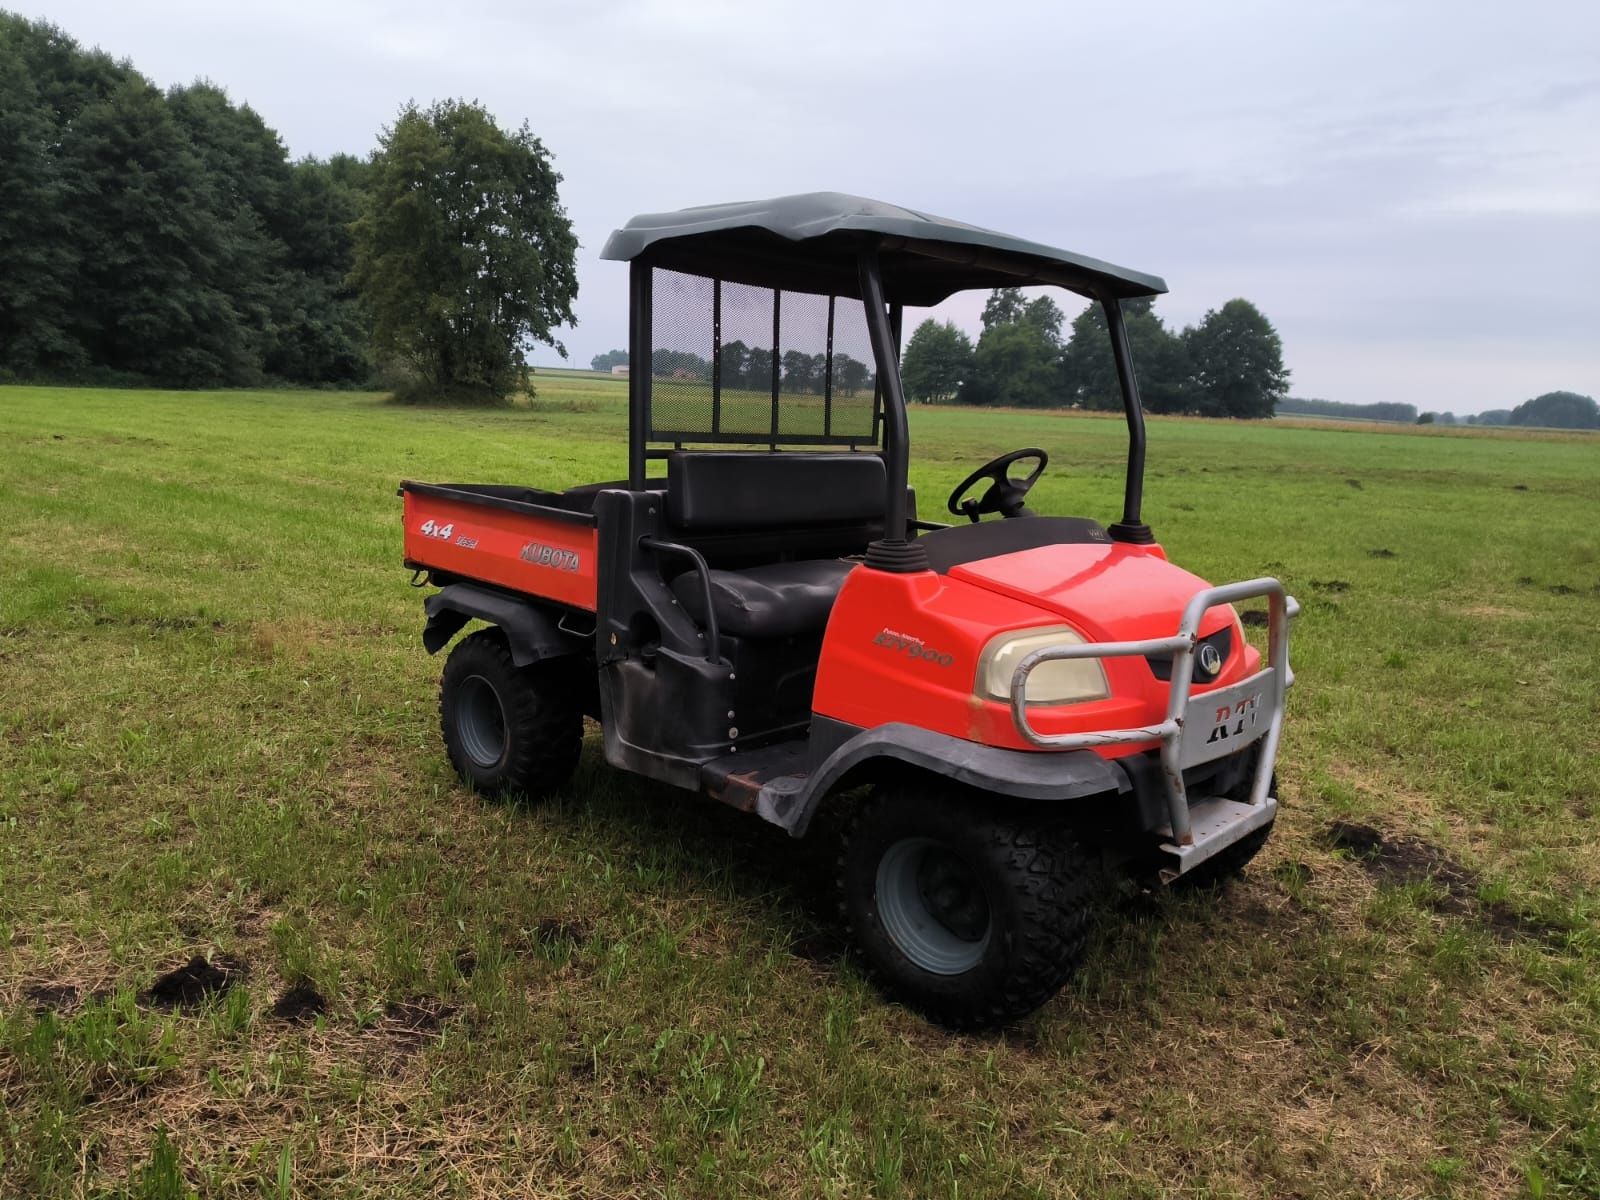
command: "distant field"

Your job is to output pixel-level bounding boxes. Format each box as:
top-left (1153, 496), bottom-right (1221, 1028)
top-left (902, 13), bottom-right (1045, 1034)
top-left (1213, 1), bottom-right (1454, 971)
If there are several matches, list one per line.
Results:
top-left (2, 382), bottom-right (1598, 1198)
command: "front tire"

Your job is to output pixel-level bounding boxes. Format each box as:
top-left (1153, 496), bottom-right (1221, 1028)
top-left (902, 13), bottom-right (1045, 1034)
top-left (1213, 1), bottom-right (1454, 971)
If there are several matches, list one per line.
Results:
top-left (439, 630), bottom-right (581, 800)
top-left (837, 784), bottom-right (1097, 1030)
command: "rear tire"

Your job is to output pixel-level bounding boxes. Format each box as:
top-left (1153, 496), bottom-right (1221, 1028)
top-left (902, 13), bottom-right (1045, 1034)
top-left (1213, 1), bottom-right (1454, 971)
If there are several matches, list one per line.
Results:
top-left (439, 630), bottom-right (581, 800)
top-left (837, 784), bottom-right (1097, 1031)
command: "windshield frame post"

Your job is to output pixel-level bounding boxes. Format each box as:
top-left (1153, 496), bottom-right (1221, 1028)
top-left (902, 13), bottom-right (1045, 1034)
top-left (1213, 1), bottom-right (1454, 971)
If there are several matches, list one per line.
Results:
top-left (1103, 295), bottom-right (1155, 544)
top-left (857, 244), bottom-right (927, 572)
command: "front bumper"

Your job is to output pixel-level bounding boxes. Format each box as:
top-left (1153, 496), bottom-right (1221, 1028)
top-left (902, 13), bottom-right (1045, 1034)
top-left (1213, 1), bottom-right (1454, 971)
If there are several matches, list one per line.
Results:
top-left (1008, 578), bottom-right (1299, 880)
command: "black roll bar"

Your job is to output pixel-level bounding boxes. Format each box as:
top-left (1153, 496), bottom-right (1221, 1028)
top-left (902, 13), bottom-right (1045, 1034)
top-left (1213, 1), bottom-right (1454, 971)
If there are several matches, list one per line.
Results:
top-left (1102, 296), bottom-right (1153, 544)
top-left (627, 261), bottom-right (651, 489)
top-left (856, 247), bottom-right (910, 549)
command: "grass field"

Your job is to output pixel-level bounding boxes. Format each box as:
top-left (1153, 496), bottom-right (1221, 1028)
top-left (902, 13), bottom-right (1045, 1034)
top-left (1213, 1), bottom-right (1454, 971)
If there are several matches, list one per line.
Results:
top-left (2, 379), bottom-right (1598, 1199)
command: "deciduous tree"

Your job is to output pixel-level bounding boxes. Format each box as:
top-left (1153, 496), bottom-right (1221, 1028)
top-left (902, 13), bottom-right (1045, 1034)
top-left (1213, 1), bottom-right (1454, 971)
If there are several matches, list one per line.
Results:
top-left (900, 319), bottom-right (973, 402)
top-left (352, 99), bottom-right (577, 403)
top-left (1182, 299), bottom-right (1290, 419)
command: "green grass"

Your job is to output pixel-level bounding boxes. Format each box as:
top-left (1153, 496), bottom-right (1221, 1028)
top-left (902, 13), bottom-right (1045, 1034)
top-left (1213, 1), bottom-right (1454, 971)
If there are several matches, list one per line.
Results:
top-left (1, 380), bottom-right (1597, 1198)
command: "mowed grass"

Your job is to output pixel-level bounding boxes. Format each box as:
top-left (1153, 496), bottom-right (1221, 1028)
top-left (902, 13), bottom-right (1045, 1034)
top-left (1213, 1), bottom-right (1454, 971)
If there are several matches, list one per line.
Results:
top-left (1, 380), bottom-right (1597, 1199)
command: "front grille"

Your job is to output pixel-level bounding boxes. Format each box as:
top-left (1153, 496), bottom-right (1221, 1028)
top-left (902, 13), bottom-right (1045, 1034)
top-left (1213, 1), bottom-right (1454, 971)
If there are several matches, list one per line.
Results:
top-left (1147, 627), bottom-right (1233, 683)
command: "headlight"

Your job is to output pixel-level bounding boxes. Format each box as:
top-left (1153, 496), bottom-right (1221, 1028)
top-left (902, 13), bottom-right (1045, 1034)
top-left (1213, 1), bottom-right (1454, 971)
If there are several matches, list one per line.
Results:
top-left (976, 626), bottom-right (1109, 706)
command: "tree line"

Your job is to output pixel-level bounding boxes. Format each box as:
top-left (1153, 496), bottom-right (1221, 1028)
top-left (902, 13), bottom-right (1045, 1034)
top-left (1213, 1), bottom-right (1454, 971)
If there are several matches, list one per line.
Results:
top-left (0, 14), bottom-right (577, 401)
top-left (0, 13), bottom-right (371, 387)
top-left (1278, 392), bottom-right (1598, 430)
top-left (901, 289), bottom-right (1291, 418)
top-left (1461, 392), bottom-right (1598, 430)
top-left (592, 346), bottom-right (875, 397)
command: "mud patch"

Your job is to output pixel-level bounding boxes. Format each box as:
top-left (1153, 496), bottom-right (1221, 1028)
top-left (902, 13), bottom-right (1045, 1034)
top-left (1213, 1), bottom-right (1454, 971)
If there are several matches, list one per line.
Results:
top-left (1511, 484), bottom-right (1529, 491)
top-left (1241, 611), bottom-right (1269, 628)
top-left (24, 983), bottom-right (81, 1013)
top-left (1479, 902), bottom-right (1569, 944)
top-left (1310, 579), bottom-right (1351, 594)
top-left (1322, 822), bottom-right (1474, 894)
top-left (1345, 479), bottom-right (1363, 490)
top-left (1321, 823), bottom-right (1564, 943)
top-left (382, 996), bottom-right (460, 1053)
top-left (270, 980), bottom-right (327, 1022)
top-left (1367, 548), bottom-right (1396, 559)
top-left (1547, 584), bottom-right (1577, 596)
top-left (141, 954), bottom-right (246, 1010)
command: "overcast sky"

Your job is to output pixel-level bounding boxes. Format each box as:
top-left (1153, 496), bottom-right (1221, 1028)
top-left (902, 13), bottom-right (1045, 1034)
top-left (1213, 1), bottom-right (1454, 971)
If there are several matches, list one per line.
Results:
top-left (37, 0), bottom-right (1600, 413)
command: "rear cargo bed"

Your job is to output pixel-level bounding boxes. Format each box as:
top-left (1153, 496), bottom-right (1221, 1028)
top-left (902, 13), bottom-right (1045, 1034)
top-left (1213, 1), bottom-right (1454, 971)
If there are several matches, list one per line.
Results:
top-left (401, 481), bottom-right (600, 611)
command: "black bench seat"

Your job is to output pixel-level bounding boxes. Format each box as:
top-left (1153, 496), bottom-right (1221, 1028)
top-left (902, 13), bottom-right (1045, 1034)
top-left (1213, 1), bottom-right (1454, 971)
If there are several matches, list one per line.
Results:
top-left (670, 559), bottom-right (854, 638)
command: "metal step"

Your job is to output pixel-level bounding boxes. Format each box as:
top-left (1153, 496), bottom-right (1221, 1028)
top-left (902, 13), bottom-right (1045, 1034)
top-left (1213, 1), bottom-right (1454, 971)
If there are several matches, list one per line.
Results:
top-left (1157, 796), bottom-right (1277, 883)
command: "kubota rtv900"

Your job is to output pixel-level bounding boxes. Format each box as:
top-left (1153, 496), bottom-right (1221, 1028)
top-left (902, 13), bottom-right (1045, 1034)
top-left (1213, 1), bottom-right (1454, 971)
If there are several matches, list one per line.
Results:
top-left (402, 194), bottom-right (1297, 1028)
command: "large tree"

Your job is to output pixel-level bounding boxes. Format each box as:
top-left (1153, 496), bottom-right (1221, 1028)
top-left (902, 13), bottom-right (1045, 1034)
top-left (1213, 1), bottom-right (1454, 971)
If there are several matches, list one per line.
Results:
top-left (1182, 299), bottom-right (1290, 418)
top-left (1061, 298), bottom-right (1194, 414)
top-left (900, 318), bottom-right (973, 402)
top-left (351, 99), bottom-right (577, 403)
top-left (963, 290), bottom-right (1066, 407)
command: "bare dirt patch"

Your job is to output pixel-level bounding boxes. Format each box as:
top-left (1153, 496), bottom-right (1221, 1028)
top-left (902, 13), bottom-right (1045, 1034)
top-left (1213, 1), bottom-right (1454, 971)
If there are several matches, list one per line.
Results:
top-left (270, 980), bottom-right (327, 1022)
top-left (140, 954), bottom-right (246, 1010)
top-left (23, 983), bottom-right (83, 1013)
top-left (381, 997), bottom-right (461, 1055)
top-left (1321, 822), bottom-right (1566, 943)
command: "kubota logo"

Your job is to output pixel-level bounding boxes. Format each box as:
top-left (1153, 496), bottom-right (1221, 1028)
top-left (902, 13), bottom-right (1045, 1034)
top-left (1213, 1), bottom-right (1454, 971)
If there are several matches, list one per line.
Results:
top-left (520, 542), bottom-right (581, 572)
top-left (874, 628), bottom-right (953, 668)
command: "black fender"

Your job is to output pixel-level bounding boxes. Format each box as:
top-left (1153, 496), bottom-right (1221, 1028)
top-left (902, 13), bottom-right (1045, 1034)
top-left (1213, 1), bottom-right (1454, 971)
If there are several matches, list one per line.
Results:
top-left (422, 583), bottom-right (576, 666)
top-left (758, 721), bottom-right (1130, 837)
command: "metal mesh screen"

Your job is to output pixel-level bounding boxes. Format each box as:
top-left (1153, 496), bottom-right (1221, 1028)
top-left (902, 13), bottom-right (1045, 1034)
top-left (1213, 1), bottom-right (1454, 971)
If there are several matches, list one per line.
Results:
top-left (649, 270), bottom-right (716, 436)
top-left (648, 268), bottom-right (879, 445)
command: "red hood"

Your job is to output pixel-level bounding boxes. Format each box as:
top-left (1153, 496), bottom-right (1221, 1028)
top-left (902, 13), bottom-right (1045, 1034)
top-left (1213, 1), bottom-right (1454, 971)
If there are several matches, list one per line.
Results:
top-left (948, 541), bottom-right (1236, 642)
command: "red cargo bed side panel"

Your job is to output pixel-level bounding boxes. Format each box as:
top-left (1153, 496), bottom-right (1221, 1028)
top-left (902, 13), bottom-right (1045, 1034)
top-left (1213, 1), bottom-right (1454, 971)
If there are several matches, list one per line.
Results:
top-left (403, 487), bottom-right (598, 611)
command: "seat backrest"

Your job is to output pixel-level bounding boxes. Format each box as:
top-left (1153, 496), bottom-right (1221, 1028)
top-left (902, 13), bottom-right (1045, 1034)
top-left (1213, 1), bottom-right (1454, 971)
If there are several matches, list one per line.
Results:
top-left (665, 451), bottom-right (886, 531)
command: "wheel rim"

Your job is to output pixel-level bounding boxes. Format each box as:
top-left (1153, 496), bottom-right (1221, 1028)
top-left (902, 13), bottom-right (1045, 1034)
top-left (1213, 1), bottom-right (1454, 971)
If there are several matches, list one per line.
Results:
top-left (875, 837), bottom-right (992, 975)
top-left (455, 674), bottom-right (508, 769)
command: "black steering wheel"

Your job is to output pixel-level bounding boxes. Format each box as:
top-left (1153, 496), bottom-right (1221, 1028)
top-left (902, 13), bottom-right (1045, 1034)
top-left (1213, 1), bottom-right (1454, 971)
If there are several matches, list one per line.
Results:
top-left (946, 447), bottom-right (1048, 523)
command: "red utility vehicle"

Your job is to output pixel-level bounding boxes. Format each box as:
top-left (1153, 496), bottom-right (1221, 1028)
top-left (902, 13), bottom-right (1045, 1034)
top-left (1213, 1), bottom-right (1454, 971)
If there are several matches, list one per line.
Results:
top-left (402, 194), bottom-right (1297, 1028)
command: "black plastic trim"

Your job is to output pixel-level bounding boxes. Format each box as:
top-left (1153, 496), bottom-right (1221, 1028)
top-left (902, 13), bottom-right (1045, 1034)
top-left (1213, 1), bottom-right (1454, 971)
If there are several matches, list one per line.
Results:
top-left (764, 720), bottom-right (1128, 836)
top-left (862, 538), bottom-right (930, 573)
top-left (422, 583), bottom-right (579, 666)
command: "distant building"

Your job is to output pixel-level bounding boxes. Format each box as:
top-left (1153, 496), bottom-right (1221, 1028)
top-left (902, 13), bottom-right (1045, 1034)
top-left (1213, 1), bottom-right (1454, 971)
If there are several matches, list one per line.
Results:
top-left (611, 365), bottom-right (629, 376)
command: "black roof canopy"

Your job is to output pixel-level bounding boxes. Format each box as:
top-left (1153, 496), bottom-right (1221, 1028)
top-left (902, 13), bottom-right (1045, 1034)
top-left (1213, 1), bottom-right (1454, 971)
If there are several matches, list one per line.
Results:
top-left (600, 191), bottom-right (1167, 306)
